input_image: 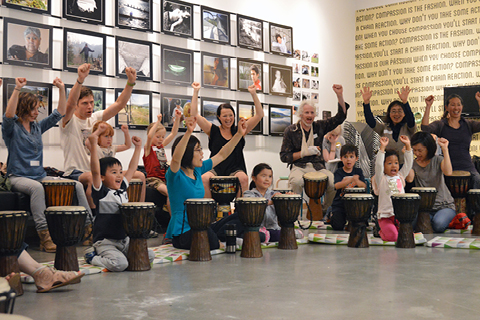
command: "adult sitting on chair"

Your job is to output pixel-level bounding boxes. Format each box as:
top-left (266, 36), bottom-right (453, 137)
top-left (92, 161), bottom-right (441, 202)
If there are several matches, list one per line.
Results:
top-left (279, 84), bottom-right (349, 209)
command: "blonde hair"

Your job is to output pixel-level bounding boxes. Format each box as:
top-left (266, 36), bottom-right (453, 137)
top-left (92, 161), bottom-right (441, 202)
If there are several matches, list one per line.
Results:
top-left (330, 125), bottom-right (342, 136)
top-left (147, 122), bottom-right (166, 135)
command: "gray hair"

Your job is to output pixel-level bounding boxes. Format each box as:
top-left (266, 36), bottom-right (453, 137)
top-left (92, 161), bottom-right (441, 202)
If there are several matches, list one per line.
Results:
top-left (298, 100), bottom-right (318, 117)
top-left (24, 27), bottom-right (41, 39)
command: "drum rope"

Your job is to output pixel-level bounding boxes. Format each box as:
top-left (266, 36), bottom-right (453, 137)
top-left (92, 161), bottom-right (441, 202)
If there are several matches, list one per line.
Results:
top-left (296, 199), bottom-right (314, 230)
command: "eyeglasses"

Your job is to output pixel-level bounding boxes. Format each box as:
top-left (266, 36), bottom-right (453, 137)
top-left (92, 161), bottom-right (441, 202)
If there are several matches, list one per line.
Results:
top-left (194, 148), bottom-right (202, 152)
top-left (390, 110), bottom-right (404, 115)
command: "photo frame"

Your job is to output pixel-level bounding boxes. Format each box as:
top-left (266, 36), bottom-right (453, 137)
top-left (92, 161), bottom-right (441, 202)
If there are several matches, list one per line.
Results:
top-left (201, 6), bottom-right (230, 45)
top-left (2, 78), bottom-right (52, 124)
top-left (237, 58), bottom-right (263, 93)
top-left (237, 101), bottom-right (263, 135)
top-left (3, 18), bottom-right (52, 69)
top-left (293, 49), bottom-right (301, 60)
top-left (116, 37), bottom-right (152, 81)
top-left (293, 90), bottom-right (301, 102)
top-left (269, 104), bottom-right (292, 136)
top-left (311, 66), bottom-right (319, 77)
top-left (202, 52), bottom-right (230, 90)
top-left (64, 28), bottom-right (106, 75)
top-left (293, 77), bottom-right (300, 88)
top-left (65, 85), bottom-right (106, 112)
top-left (302, 79), bottom-right (310, 89)
top-left (161, 0), bottom-right (194, 39)
top-left (63, 0), bottom-right (104, 25)
top-left (302, 92), bottom-right (311, 101)
top-left (3, 0), bottom-right (51, 15)
top-left (116, 0), bottom-right (152, 31)
top-left (160, 93), bottom-right (190, 132)
top-left (201, 98), bottom-right (228, 127)
top-left (269, 22), bottom-right (293, 57)
top-left (161, 45), bottom-right (194, 87)
top-left (311, 53), bottom-right (319, 63)
top-left (269, 63), bottom-right (293, 97)
top-left (237, 14), bottom-right (263, 51)
top-left (115, 89), bottom-right (152, 129)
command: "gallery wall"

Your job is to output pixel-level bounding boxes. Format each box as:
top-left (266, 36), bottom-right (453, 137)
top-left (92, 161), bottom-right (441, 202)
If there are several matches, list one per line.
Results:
top-left (0, 0), bottom-right (356, 182)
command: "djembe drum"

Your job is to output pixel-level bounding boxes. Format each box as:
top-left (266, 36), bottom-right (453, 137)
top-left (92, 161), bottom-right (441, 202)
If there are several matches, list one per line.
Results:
top-left (0, 211), bottom-right (27, 296)
top-left (411, 187), bottom-right (437, 234)
top-left (210, 176), bottom-right (239, 220)
top-left (0, 278), bottom-right (16, 314)
top-left (303, 172), bottom-right (328, 221)
top-left (272, 194), bottom-right (302, 250)
top-left (45, 206), bottom-right (87, 271)
top-left (343, 194), bottom-right (373, 248)
top-left (236, 197), bottom-right (267, 258)
top-left (392, 193), bottom-right (420, 248)
top-left (185, 199), bottom-right (216, 261)
top-left (444, 171), bottom-right (471, 214)
top-left (467, 189), bottom-right (480, 236)
top-left (126, 179), bottom-right (143, 203)
top-left (42, 180), bottom-right (75, 207)
top-left (344, 187), bottom-right (366, 194)
top-left (120, 202), bottom-right (156, 270)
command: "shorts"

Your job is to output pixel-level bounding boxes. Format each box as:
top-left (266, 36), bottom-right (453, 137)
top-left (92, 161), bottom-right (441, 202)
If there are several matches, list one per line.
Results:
top-left (63, 169), bottom-right (84, 181)
top-left (146, 177), bottom-right (165, 189)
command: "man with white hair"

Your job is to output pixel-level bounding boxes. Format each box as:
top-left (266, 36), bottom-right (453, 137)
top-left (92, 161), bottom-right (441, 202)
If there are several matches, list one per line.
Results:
top-left (279, 84), bottom-right (349, 209)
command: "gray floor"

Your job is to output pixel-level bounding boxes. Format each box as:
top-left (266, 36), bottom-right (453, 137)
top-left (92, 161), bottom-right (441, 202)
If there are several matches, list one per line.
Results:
top-left (10, 231), bottom-right (480, 320)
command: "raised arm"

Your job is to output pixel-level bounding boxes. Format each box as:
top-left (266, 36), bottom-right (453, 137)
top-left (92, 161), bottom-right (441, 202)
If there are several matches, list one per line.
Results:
top-left (170, 117), bottom-right (196, 173)
top-left (361, 87), bottom-right (377, 128)
top-left (53, 77), bottom-right (66, 116)
top-left (399, 135), bottom-right (413, 176)
top-left (211, 118), bottom-right (246, 167)
top-left (5, 78), bottom-right (27, 118)
top-left (124, 136), bottom-right (142, 183)
top-left (332, 84), bottom-right (346, 113)
top-left (87, 124), bottom-right (106, 190)
top-left (190, 82), bottom-right (212, 135)
top-left (438, 138), bottom-right (452, 175)
top-left (102, 67), bottom-right (137, 121)
top-left (144, 114), bottom-right (162, 158)
top-left (64, 64), bottom-right (90, 126)
top-left (422, 95), bottom-right (434, 126)
top-left (115, 124), bottom-right (132, 153)
top-left (398, 86), bottom-right (415, 128)
top-left (164, 109), bottom-right (182, 147)
top-left (244, 84), bottom-right (264, 134)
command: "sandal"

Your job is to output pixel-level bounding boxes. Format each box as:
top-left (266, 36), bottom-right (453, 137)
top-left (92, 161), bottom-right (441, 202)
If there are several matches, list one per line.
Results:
top-left (6, 272), bottom-right (23, 296)
top-left (32, 266), bottom-right (84, 293)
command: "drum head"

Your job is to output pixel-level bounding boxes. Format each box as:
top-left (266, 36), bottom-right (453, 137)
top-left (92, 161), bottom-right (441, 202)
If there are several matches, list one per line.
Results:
top-left (411, 187), bottom-right (437, 193)
top-left (42, 180), bottom-right (75, 185)
top-left (0, 211), bottom-right (28, 216)
top-left (121, 202), bottom-right (156, 207)
top-left (236, 197), bottom-right (268, 204)
top-left (343, 193), bottom-right (373, 200)
top-left (391, 193), bottom-right (421, 200)
top-left (184, 198), bottom-right (216, 204)
top-left (344, 187), bottom-right (366, 193)
top-left (468, 189), bottom-right (480, 194)
top-left (303, 171), bottom-right (327, 181)
top-left (129, 179), bottom-right (143, 184)
top-left (45, 206), bottom-right (87, 213)
top-left (272, 194), bottom-right (302, 200)
top-left (210, 176), bottom-right (239, 183)
top-left (451, 170), bottom-right (471, 177)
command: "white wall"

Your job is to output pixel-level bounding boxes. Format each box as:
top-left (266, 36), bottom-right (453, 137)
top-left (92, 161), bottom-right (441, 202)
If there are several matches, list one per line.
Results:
top-left (0, 0), bottom-right (357, 183)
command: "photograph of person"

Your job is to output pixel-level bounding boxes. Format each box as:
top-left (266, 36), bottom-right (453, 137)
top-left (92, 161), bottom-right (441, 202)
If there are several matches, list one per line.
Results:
top-left (162, 0), bottom-right (192, 38)
top-left (237, 15), bottom-right (263, 51)
top-left (269, 23), bottom-right (293, 56)
top-left (311, 53), bottom-right (319, 63)
top-left (115, 89), bottom-right (152, 129)
top-left (302, 78), bottom-right (310, 89)
top-left (312, 80), bottom-right (319, 90)
top-left (64, 0), bottom-right (104, 24)
top-left (116, 0), bottom-right (152, 31)
top-left (4, 19), bottom-right (52, 68)
top-left (293, 63), bottom-right (300, 74)
top-left (64, 29), bottom-right (105, 74)
top-left (269, 105), bottom-right (292, 136)
top-left (237, 58), bottom-right (262, 93)
top-left (302, 64), bottom-right (309, 75)
top-left (4, 0), bottom-right (49, 14)
top-left (269, 64), bottom-right (292, 97)
top-left (116, 37), bottom-right (152, 81)
top-left (201, 6), bottom-right (230, 44)
top-left (311, 66), bottom-right (319, 77)
top-left (293, 49), bottom-right (301, 60)
top-left (302, 92), bottom-right (311, 101)
top-left (302, 50), bottom-right (309, 61)
top-left (293, 90), bottom-right (301, 102)
top-left (161, 45), bottom-right (193, 86)
top-left (202, 53), bottom-right (230, 89)
top-left (161, 94), bottom-right (189, 130)
top-left (293, 78), bottom-right (300, 88)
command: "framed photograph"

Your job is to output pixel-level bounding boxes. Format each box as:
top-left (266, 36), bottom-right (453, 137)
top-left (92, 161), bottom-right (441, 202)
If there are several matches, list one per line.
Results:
top-left (115, 89), bottom-right (152, 129)
top-left (269, 104), bottom-right (292, 136)
top-left (302, 92), bottom-right (311, 101)
top-left (311, 80), bottom-right (319, 90)
top-left (160, 93), bottom-right (189, 132)
top-left (3, 0), bottom-right (50, 14)
top-left (301, 64), bottom-right (309, 75)
top-left (292, 77), bottom-right (300, 88)
top-left (237, 14), bottom-right (263, 51)
top-left (293, 49), bottom-right (301, 60)
top-left (312, 92), bottom-right (319, 103)
top-left (2, 78), bottom-right (52, 124)
top-left (201, 6), bottom-right (230, 45)
top-left (237, 58), bottom-right (263, 93)
top-left (293, 90), bottom-right (301, 102)
top-left (201, 98), bottom-right (227, 126)
top-left (116, 0), bottom-right (152, 31)
top-left (269, 63), bottom-right (293, 97)
top-left (3, 18), bottom-right (52, 69)
top-left (311, 53), bottom-right (319, 63)
top-left (202, 52), bottom-right (230, 90)
top-left (301, 50), bottom-right (309, 62)
top-left (161, 45), bottom-right (194, 87)
top-left (66, 85), bottom-right (105, 112)
top-left (63, 0), bottom-right (104, 24)
top-left (269, 22), bottom-right (293, 57)
top-left (237, 101), bottom-right (263, 135)
top-left (292, 63), bottom-right (300, 74)
top-left (311, 66), bottom-right (319, 77)
top-left (116, 37), bottom-right (152, 81)
top-left (64, 28), bottom-right (106, 75)
top-left (161, 0), bottom-right (193, 38)
top-left (302, 79), bottom-right (310, 89)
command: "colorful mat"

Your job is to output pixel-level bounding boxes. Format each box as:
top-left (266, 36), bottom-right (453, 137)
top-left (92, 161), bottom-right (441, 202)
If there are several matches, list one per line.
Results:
top-left (308, 232), bottom-right (427, 246)
top-left (443, 225), bottom-right (472, 234)
top-left (426, 236), bottom-right (480, 249)
top-left (295, 220), bottom-right (375, 231)
top-left (237, 237), bottom-right (309, 250)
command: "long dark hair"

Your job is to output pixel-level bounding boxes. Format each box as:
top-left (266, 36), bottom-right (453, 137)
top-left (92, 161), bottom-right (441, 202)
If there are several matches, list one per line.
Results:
top-left (410, 131), bottom-right (436, 160)
top-left (442, 94), bottom-right (464, 119)
top-left (216, 103), bottom-right (235, 127)
top-left (171, 134), bottom-right (200, 169)
top-left (249, 163), bottom-right (273, 190)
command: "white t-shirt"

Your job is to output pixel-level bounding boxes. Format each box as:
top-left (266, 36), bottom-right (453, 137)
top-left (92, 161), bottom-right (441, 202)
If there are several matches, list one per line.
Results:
top-left (61, 111), bottom-right (103, 176)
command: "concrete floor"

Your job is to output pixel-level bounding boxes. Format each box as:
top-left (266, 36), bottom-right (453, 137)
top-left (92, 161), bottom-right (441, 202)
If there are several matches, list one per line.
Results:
top-left (10, 231), bottom-right (480, 320)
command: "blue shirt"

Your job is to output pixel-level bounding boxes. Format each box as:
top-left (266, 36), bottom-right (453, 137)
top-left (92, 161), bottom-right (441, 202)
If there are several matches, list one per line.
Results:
top-left (2, 110), bottom-right (63, 179)
top-left (165, 159), bottom-right (213, 238)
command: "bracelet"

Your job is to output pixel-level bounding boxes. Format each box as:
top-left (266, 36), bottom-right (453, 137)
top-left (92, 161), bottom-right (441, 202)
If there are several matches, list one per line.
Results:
top-left (127, 81), bottom-right (136, 87)
top-left (77, 79), bottom-right (84, 85)
top-left (14, 87), bottom-right (21, 91)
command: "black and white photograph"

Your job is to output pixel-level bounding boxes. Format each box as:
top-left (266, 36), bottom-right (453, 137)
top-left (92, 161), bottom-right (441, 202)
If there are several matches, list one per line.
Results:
top-left (201, 98), bottom-right (227, 126)
top-left (293, 89), bottom-right (301, 102)
top-left (293, 77), bottom-right (300, 88)
top-left (269, 104), bottom-right (292, 136)
top-left (202, 53), bottom-right (230, 90)
top-left (66, 85), bottom-right (105, 112)
top-left (115, 89), bottom-right (152, 129)
top-left (201, 6), bottom-right (230, 45)
top-left (237, 101), bottom-right (263, 135)
top-left (311, 80), bottom-right (319, 90)
top-left (161, 94), bottom-right (189, 131)
top-left (311, 66), bottom-right (319, 77)
top-left (116, 0), bottom-right (152, 31)
top-left (269, 23), bottom-right (293, 57)
top-left (3, 18), bottom-right (52, 69)
top-left (237, 58), bottom-right (263, 93)
top-left (269, 63), bottom-right (293, 97)
top-left (312, 92), bottom-right (319, 103)
top-left (4, 0), bottom-right (50, 15)
top-left (302, 78), bottom-right (310, 89)
top-left (293, 49), bottom-right (301, 60)
top-left (63, 0), bottom-right (104, 24)
top-left (161, 45), bottom-right (194, 87)
top-left (237, 15), bottom-right (263, 51)
top-left (64, 28), bottom-right (105, 75)
top-left (161, 0), bottom-right (193, 38)
top-left (116, 37), bottom-right (152, 81)
top-left (302, 92), bottom-right (311, 101)
top-left (2, 78), bottom-right (52, 123)
top-left (302, 50), bottom-right (309, 61)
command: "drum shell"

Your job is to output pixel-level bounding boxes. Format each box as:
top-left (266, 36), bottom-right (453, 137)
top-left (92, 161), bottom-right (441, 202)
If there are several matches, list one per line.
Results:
top-left (45, 207), bottom-right (87, 247)
top-left (303, 174), bottom-right (328, 200)
top-left (0, 212), bottom-right (28, 255)
top-left (121, 203), bottom-right (156, 238)
top-left (444, 172), bottom-right (471, 198)
top-left (411, 187), bottom-right (437, 211)
top-left (185, 199), bottom-right (216, 231)
top-left (210, 177), bottom-right (239, 205)
top-left (343, 195), bottom-right (373, 223)
top-left (127, 180), bottom-right (143, 203)
top-left (42, 181), bottom-right (75, 207)
top-left (236, 198), bottom-right (268, 228)
top-left (468, 189), bottom-right (480, 213)
top-left (272, 195), bottom-right (302, 227)
top-left (392, 194), bottom-right (420, 223)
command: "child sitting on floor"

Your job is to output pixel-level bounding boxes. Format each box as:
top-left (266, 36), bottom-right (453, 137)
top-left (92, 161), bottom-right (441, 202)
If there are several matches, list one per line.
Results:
top-left (84, 123), bottom-right (154, 272)
top-left (372, 135), bottom-right (413, 242)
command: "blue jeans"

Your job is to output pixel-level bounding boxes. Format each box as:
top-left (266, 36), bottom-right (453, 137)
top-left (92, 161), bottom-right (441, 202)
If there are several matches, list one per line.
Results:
top-left (431, 208), bottom-right (456, 233)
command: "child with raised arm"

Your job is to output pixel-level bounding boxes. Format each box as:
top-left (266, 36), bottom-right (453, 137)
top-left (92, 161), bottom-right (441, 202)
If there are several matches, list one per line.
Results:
top-left (84, 124), bottom-right (154, 271)
top-left (372, 135), bottom-right (413, 242)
